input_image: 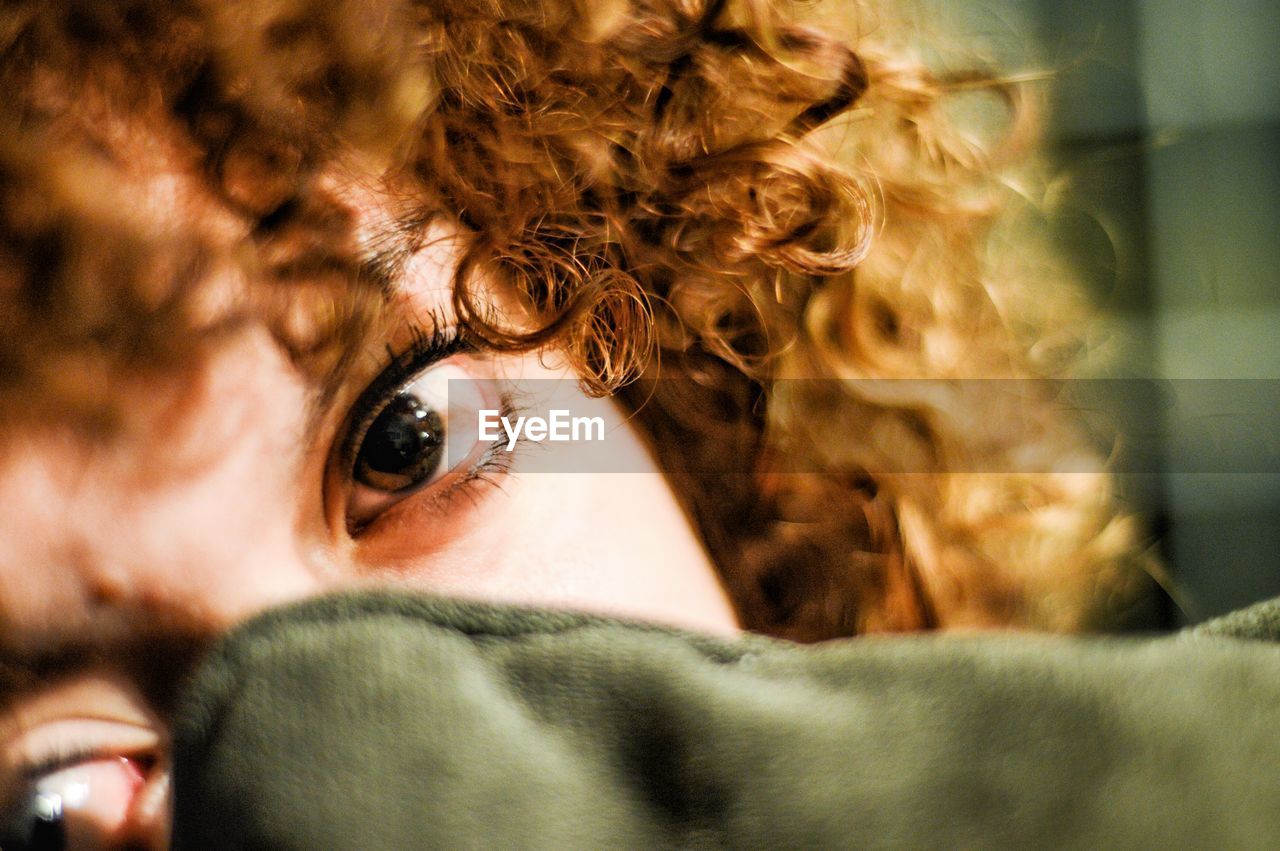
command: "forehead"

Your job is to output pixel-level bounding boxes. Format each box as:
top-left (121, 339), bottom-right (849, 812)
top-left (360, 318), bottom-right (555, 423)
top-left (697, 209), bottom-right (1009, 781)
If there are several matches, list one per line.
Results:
top-left (0, 103), bottom-right (414, 428)
top-left (0, 1), bottom-right (430, 425)
top-left (0, 119), bottom-right (465, 503)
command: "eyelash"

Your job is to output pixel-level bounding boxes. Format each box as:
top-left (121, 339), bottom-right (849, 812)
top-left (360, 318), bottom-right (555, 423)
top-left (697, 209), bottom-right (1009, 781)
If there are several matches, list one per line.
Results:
top-left (337, 319), bottom-right (517, 531)
top-left (419, 418), bottom-right (516, 510)
top-left (338, 320), bottom-right (471, 474)
top-left (18, 742), bottom-right (105, 786)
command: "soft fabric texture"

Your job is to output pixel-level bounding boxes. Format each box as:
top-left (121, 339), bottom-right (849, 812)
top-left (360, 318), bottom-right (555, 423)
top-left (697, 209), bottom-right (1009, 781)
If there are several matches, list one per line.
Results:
top-left (171, 592), bottom-right (1280, 849)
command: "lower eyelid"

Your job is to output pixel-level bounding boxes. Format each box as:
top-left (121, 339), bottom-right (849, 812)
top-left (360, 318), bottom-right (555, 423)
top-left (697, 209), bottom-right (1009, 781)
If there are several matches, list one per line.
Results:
top-left (346, 412), bottom-right (518, 561)
top-left (347, 432), bottom-right (515, 539)
top-left (341, 374), bottom-right (508, 533)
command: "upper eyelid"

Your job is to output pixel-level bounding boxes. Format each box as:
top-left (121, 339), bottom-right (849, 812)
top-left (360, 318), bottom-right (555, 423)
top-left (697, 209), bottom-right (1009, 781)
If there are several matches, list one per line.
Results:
top-left (18, 741), bottom-right (109, 785)
top-left (336, 326), bottom-right (473, 473)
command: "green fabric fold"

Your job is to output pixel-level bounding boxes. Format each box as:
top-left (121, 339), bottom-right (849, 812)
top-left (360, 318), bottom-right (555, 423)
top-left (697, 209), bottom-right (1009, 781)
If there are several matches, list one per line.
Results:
top-left (172, 592), bottom-right (1280, 849)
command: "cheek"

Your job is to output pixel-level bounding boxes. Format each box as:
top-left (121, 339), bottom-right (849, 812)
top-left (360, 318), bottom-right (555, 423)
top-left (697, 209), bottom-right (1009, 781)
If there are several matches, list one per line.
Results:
top-left (352, 471), bottom-right (739, 635)
top-left (496, 475), bottom-right (739, 633)
top-left (350, 475), bottom-right (601, 605)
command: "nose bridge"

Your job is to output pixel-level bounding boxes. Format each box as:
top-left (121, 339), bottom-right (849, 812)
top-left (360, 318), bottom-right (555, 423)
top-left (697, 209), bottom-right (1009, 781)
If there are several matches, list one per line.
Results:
top-left (0, 476), bottom-right (326, 717)
top-left (48, 442), bottom-right (327, 644)
top-left (101, 498), bottom-right (325, 640)
top-left (106, 383), bottom-right (327, 636)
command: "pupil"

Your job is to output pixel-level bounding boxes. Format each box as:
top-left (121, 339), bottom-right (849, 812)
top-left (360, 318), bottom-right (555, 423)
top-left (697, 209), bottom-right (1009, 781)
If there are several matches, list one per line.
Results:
top-left (356, 394), bottom-right (445, 488)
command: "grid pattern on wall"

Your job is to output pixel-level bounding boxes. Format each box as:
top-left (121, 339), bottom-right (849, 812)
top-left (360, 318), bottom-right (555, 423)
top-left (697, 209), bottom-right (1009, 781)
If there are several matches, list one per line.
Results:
top-left (924, 0), bottom-right (1280, 623)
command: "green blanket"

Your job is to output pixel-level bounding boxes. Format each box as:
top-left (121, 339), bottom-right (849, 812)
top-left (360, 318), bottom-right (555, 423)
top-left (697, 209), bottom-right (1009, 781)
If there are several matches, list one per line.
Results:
top-left (171, 592), bottom-right (1280, 849)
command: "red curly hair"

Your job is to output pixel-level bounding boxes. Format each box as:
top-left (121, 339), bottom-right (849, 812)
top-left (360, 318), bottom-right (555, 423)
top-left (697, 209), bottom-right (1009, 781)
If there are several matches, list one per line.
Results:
top-left (0, 0), bottom-right (1157, 639)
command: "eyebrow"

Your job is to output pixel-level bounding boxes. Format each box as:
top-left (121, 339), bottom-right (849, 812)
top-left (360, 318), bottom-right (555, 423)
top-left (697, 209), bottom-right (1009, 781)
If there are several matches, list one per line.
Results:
top-left (357, 240), bottom-right (410, 297)
top-left (301, 212), bottom-right (446, 438)
top-left (356, 210), bottom-right (435, 298)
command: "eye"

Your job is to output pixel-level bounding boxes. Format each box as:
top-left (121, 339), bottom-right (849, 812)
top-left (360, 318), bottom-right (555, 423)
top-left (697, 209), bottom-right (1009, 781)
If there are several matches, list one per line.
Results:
top-left (1, 755), bottom-right (158, 850)
top-left (0, 679), bottom-right (168, 849)
top-left (352, 366), bottom-right (452, 493)
top-left (342, 352), bottom-right (501, 530)
top-left (351, 360), bottom-right (489, 496)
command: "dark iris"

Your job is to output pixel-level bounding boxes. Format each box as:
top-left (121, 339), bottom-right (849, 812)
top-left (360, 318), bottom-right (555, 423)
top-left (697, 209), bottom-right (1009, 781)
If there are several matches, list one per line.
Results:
top-left (354, 393), bottom-right (446, 492)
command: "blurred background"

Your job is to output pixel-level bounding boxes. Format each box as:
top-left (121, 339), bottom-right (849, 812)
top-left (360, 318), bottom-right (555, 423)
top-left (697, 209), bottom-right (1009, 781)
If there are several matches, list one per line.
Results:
top-left (937, 0), bottom-right (1280, 625)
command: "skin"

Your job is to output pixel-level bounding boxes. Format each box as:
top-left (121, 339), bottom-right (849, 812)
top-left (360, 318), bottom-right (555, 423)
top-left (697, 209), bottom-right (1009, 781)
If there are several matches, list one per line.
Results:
top-left (0, 153), bottom-right (739, 846)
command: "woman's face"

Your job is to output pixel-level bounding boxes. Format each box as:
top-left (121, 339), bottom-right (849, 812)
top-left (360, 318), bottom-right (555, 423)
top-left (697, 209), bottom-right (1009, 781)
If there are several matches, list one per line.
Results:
top-left (0, 154), bottom-right (738, 846)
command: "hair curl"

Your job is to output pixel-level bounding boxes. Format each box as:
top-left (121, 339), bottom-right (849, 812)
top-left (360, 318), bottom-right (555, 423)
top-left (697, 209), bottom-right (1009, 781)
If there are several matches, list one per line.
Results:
top-left (0, 0), bottom-right (1158, 638)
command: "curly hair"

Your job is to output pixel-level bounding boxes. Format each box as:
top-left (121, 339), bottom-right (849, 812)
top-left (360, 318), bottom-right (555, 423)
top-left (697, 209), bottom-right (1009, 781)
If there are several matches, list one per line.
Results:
top-left (0, 0), bottom-right (1157, 638)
